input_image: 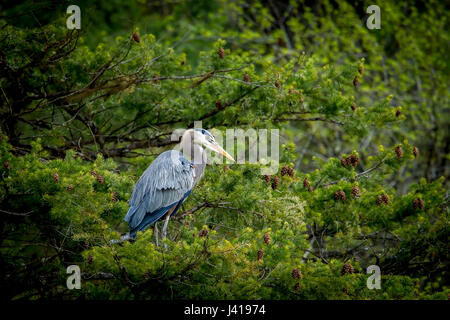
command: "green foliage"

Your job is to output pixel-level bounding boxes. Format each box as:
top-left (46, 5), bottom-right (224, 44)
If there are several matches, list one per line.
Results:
top-left (0, 0), bottom-right (448, 300)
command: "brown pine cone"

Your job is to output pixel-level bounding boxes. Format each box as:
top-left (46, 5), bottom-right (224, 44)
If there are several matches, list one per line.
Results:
top-left (4, 160), bottom-right (10, 171)
top-left (351, 102), bottom-right (357, 111)
top-left (341, 157), bottom-right (349, 167)
top-left (353, 76), bottom-right (359, 87)
top-left (199, 229), bottom-right (208, 237)
top-left (132, 32), bottom-right (141, 43)
top-left (413, 198), bottom-right (424, 210)
top-left (218, 47), bottom-right (225, 59)
top-left (334, 190), bottom-right (341, 200)
top-left (303, 177), bottom-right (310, 189)
top-left (263, 232), bottom-right (271, 245)
top-left (281, 166), bottom-right (289, 176)
top-left (257, 249), bottom-right (264, 260)
top-left (96, 174), bottom-right (104, 184)
top-left (413, 146), bottom-right (419, 158)
top-left (294, 282), bottom-right (300, 291)
top-left (87, 253), bottom-right (93, 265)
top-left (66, 185), bottom-right (73, 191)
top-left (395, 146), bottom-right (403, 159)
top-left (341, 262), bottom-right (354, 275)
top-left (275, 79), bottom-right (280, 89)
top-left (395, 109), bottom-right (401, 117)
top-left (287, 167), bottom-right (294, 178)
top-left (112, 191), bottom-right (118, 202)
top-left (90, 170), bottom-right (97, 177)
top-left (292, 268), bottom-right (302, 280)
top-left (215, 99), bottom-right (223, 110)
top-left (243, 73), bottom-right (250, 83)
top-left (348, 154), bottom-right (359, 168)
top-left (352, 186), bottom-right (360, 198)
top-left (271, 176), bottom-right (279, 190)
top-left (381, 193), bottom-right (389, 204)
top-left (53, 172), bottom-right (60, 183)
top-left (308, 186), bottom-right (313, 192)
top-left (264, 175), bottom-right (271, 183)
top-left (376, 195), bottom-right (383, 206)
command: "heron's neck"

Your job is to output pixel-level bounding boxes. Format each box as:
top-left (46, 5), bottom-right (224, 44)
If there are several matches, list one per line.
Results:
top-left (177, 138), bottom-right (207, 165)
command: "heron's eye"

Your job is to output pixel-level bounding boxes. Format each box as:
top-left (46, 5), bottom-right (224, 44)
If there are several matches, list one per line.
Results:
top-left (201, 129), bottom-right (205, 134)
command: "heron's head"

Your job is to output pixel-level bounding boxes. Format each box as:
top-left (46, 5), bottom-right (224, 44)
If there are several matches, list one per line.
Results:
top-left (183, 128), bottom-right (234, 161)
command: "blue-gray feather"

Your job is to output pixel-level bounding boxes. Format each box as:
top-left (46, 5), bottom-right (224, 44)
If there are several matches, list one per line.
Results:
top-left (125, 150), bottom-right (195, 235)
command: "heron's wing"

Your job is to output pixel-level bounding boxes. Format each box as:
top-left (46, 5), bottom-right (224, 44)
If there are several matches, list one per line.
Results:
top-left (125, 150), bottom-right (195, 229)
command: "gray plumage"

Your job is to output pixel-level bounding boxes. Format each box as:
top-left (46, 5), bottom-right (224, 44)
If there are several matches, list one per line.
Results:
top-left (125, 150), bottom-right (196, 232)
top-left (122, 128), bottom-right (233, 240)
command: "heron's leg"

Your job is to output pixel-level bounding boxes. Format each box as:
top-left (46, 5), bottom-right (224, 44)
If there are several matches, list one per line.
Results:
top-left (154, 221), bottom-right (159, 247)
top-left (161, 213), bottom-right (171, 240)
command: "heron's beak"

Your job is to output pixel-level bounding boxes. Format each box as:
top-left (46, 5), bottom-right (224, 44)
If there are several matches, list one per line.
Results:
top-left (205, 141), bottom-right (235, 162)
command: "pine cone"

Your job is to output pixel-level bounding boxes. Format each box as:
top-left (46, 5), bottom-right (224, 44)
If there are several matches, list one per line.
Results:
top-left (53, 172), bottom-right (60, 183)
top-left (351, 102), bottom-right (357, 111)
top-left (308, 186), bottom-right (313, 192)
top-left (264, 175), bottom-right (271, 183)
top-left (224, 166), bottom-right (230, 172)
top-left (341, 262), bottom-right (354, 275)
top-left (271, 176), bottom-right (279, 190)
top-left (413, 198), bottom-right (424, 210)
top-left (216, 99), bottom-right (223, 110)
top-left (376, 195), bottom-right (383, 206)
top-left (287, 167), bottom-right (294, 178)
top-left (281, 166), bottom-right (289, 176)
top-left (292, 268), bottom-right (302, 280)
top-left (218, 47), bottom-right (225, 59)
top-left (96, 174), bottom-right (104, 184)
top-left (66, 185), bottom-right (73, 191)
top-left (395, 109), bottom-right (401, 117)
top-left (4, 160), bottom-right (10, 171)
top-left (353, 76), bottom-right (359, 87)
top-left (294, 282), bottom-right (300, 291)
top-left (395, 146), bottom-right (403, 159)
top-left (90, 170), bottom-right (97, 177)
top-left (381, 193), bottom-right (389, 204)
top-left (263, 232), bottom-right (271, 245)
top-left (87, 253), bottom-right (93, 265)
top-left (275, 79), bottom-right (280, 89)
top-left (112, 191), bottom-right (118, 202)
top-left (334, 190), bottom-right (346, 202)
top-left (334, 190), bottom-right (341, 200)
top-left (348, 154), bottom-right (359, 168)
top-left (303, 177), bottom-right (310, 189)
top-left (199, 229), bottom-right (208, 237)
top-left (132, 32), bottom-right (141, 43)
top-left (341, 157), bottom-right (348, 167)
top-left (413, 146), bottom-right (419, 158)
top-left (243, 73), bottom-right (250, 83)
top-left (181, 58), bottom-right (186, 66)
top-left (352, 186), bottom-right (360, 198)
top-left (257, 249), bottom-right (264, 260)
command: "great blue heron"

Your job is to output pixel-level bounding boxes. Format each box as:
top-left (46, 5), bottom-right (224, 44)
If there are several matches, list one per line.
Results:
top-left (121, 128), bottom-right (234, 244)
